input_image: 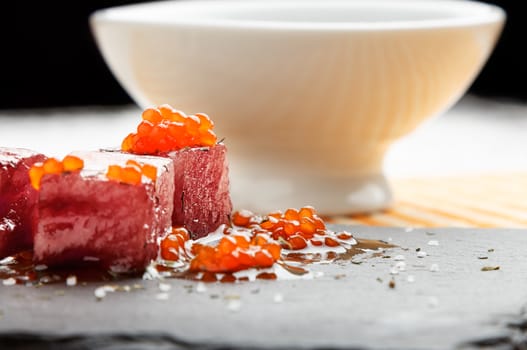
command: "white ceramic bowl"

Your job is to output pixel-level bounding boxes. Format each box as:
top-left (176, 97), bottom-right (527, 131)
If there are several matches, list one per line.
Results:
top-left (91, 0), bottom-right (505, 215)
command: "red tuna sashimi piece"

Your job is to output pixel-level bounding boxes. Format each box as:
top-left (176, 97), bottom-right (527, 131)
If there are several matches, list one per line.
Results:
top-left (33, 151), bottom-right (174, 273)
top-left (0, 147), bottom-right (46, 258)
top-left (73, 150), bottom-right (175, 239)
top-left (164, 143), bottom-right (232, 239)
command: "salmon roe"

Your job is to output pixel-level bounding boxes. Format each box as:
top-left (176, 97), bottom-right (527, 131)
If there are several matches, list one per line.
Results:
top-left (160, 229), bottom-right (281, 273)
top-left (106, 159), bottom-right (157, 185)
top-left (29, 155), bottom-right (84, 190)
top-left (121, 104), bottom-right (217, 155)
top-left (160, 227), bottom-right (191, 261)
top-left (189, 234), bottom-right (281, 273)
top-left (231, 206), bottom-right (355, 250)
top-left (160, 206), bottom-right (354, 274)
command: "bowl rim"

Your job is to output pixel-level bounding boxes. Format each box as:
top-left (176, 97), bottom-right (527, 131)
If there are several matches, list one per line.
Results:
top-left (91, 0), bottom-right (505, 32)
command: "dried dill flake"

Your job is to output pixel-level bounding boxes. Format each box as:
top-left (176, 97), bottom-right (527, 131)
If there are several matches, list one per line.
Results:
top-left (481, 266), bottom-right (500, 271)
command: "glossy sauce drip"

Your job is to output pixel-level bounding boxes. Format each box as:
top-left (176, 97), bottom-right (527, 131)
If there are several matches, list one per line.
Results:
top-left (155, 265), bottom-right (277, 282)
top-left (281, 238), bottom-right (395, 265)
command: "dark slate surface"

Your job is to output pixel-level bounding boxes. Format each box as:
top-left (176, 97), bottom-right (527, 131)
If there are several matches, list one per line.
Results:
top-left (1, 226), bottom-right (526, 349)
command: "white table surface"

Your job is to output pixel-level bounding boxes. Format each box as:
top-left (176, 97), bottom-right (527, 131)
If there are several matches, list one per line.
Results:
top-left (1, 95), bottom-right (526, 178)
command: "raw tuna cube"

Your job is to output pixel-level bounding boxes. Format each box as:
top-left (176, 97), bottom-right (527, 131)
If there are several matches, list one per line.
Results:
top-left (0, 147), bottom-right (46, 258)
top-left (74, 150), bottom-right (175, 238)
top-left (163, 143), bottom-right (232, 239)
top-left (33, 151), bottom-right (174, 273)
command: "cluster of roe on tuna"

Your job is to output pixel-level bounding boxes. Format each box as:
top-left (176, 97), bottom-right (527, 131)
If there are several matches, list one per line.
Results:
top-left (121, 104), bottom-right (232, 239)
top-left (29, 156), bottom-right (84, 190)
top-left (106, 159), bottom-right (157, 185)
top-left (31, 151), bottom-right (174, 273)
top-left (121, 104), bottom-right (217, 154)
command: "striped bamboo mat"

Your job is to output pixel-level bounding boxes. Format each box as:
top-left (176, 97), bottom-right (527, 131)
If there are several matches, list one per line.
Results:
top-left (330, 173), bottom-right (527, 228)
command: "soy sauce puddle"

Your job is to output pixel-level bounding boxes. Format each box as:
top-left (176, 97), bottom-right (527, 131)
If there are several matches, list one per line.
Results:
top-left (0, 239), bottom-right (396, 286)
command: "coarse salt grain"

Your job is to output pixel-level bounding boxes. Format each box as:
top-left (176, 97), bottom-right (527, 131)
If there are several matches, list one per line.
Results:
top-left (155, 293), bottom-right (169, 300)
top-left (405, 227), bottom-right (414, 233)
top-left (142, 264), bottom-right (161, 280)
top-left (394, 255), bottom-right (405, 261)
top-left (273, 293), bottom-right (284, 303)
top-left (66, 275), bottom-right (77, 287)
top-left (0, 257), bottom-right (15, 265)
top-left (430, 264), bottom-right (440, 272)
top-left (227, 299), bottom-right (242, 312)
top-left (196, 282), bottom-right (207, 293)
top-left (2, 278), bottom-right (16, 286)
top-left (417, 251), bottom-right (428, 258)
top-left (407, 275), bottom-right (416, 283)
top-left (428, 240), bottom-right (439, 246)
top-left (94, 285), bottom-right (116, 299)
top-left (158, 283), bottom-right (171, 292)
top-left (390, 267), bottom-right (399, 275)
top-left (395, 261), bottom-right (406, 271)
top-left (39, 276), bottom-right (52, 284)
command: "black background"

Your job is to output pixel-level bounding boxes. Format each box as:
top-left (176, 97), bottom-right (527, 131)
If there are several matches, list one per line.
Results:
top-left (3, 0), bottom-right (525, 109)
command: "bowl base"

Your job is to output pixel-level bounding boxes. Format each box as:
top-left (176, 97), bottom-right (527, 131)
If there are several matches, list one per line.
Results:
top-left (230, 171), bottom-right (393, 216)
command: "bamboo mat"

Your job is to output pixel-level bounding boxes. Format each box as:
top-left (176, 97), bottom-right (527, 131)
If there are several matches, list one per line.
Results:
top-left (330, 173), bottom-right (527, 228)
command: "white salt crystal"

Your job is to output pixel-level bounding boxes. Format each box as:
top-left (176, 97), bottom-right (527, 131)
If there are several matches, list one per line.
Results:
top-left (155, 293), bottom-right (169, 301)
top-left (0, 257), bottom-right (15, 265)
top-left (66, 275), bottom-right (77, 287)
top-left (227, 299), bottom-right (242, 312)
top-left (2, 278), bottom-right (16, 286)
top-left (394, 255), bottom-right (405, 261)
top-left (158, 283), bottom-right (171, 292)
top-left (395, 261), bottom-right (406, 271)
top-left (417, 251), bottom-right (428, 258)
top-left (430, 264), bottom-right (440, 272)
top-left (94, 285), bottom-right (115, 299)
top-left (196, 282), bottom-right (207, 293)
top-left (407, 275), bottom-right (416, 283)
top-left (142, 264), bottom-right (161, 280)
top-left (273, 293), bottom-right (284, 303)
top-left (428, 240), bottom-right (439, 246)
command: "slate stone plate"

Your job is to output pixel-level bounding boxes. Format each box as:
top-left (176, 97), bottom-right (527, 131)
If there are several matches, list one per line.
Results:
top-left (1, 226), bottom-right (526, 349)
